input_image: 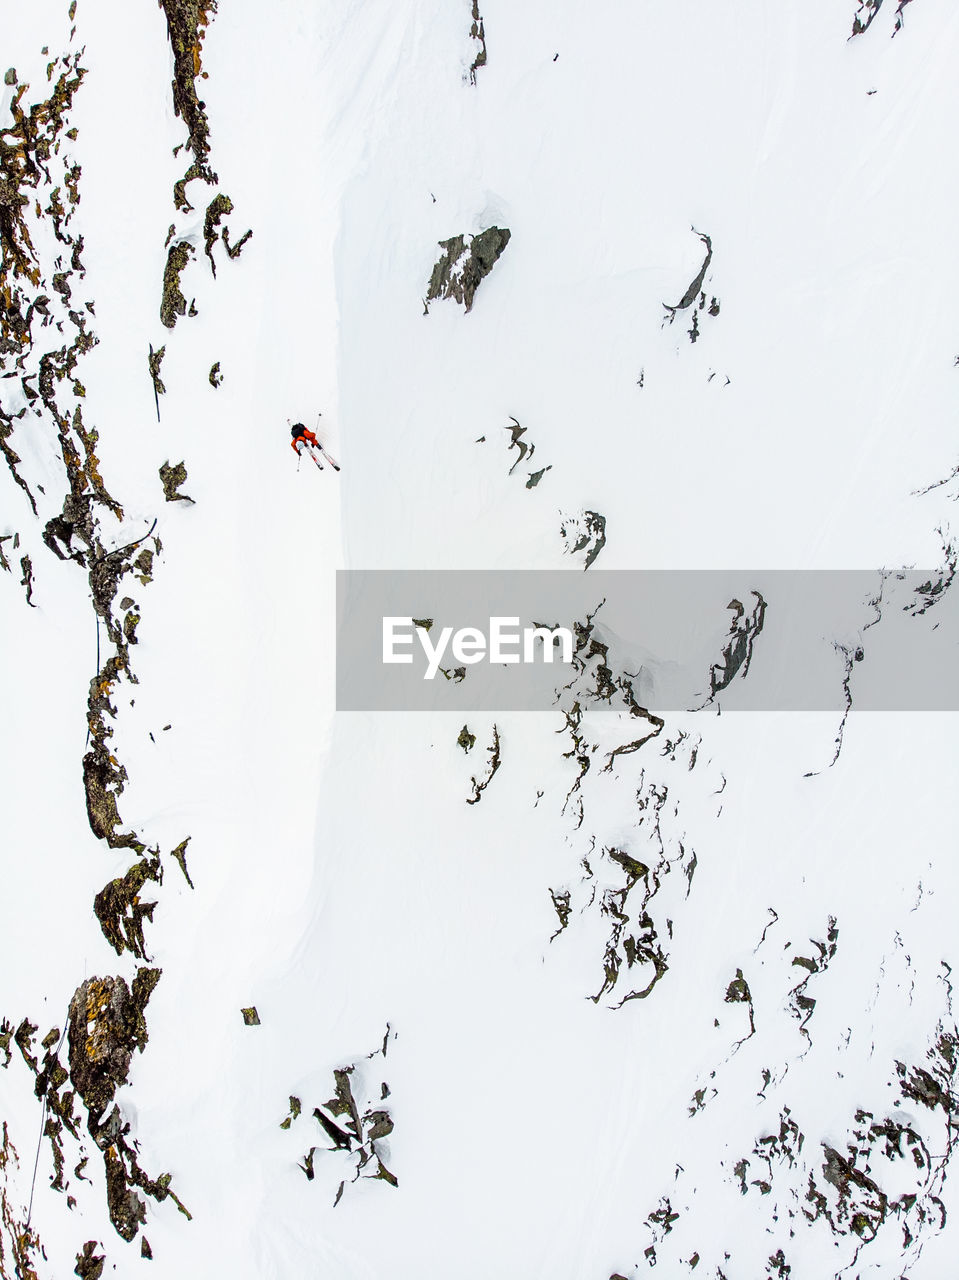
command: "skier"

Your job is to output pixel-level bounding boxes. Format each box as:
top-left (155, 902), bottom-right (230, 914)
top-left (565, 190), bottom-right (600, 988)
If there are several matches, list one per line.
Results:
top-left (290, 420), bottom-right (340, 471)
top-left (290, 421), bottom-right (322, 454)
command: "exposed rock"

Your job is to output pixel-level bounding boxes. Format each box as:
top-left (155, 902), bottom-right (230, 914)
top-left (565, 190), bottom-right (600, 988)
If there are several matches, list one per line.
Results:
top-left (468, 1), bottom-right (487, 84)
top-left (199, 191), bottom-right (252, 271)
top-left (0, 532), bottom-right (15, 573)
top-left (285, 1030), bottom-right (397, 1204)
top-left (641, 1005), bottom-right (958, 1273)
top-left (504, 415), bottom-right (539, 475)
top-left (66, 971), bottom-right (187, 1242)
top-left (159, 460), bottom-right (194, 503)
top-left (548, 606), bottom-right (699, 1006)
top-left (664, 228), bottom-right (712, 320)
top-left (724, 968), bottom-right (756, 1039)
top-left (0, 52), bottom-right (87, 514)
top-left (279, 1097), bottom-right (301, 1130)
top-left (18, 553), bottom-right (35, 606)
top-left (0, 39), bottom-right (178, 1256)
top-left (788, 917), bottom-right (839, 1045)
top-left (0, 1123), bottom-right (43, 1278)
top-left (560, 509), bottom-right (606, 570)
top-left (122, 608), bottom-right (140, 644)
top-left (170, 836), bottom-right (194, 888)
top-left (73, 1240), bottom-right (104, 1278)
top-left (663, 229), bottom-right (720, 341)
top-left (103, 1146), bottom-right (145, 1242)
top-left (160, 240), bottom-right (194, 328)
top-left (82, 740), bottom-right (137, 850)
top-left (3, 1013), bottom-right (79, 1204)
top-left (467, 725), bottom-right (501, 804)
top-left (134, 547), bottom-right (154, 585)
top-left (851, 0), bottom-right (914, 37)
top-left (425, 226), bottom-right (510, 313)
top-left (222, 224), bottom-right (252, 260)
top-left (203, 191), bottom-right (232, 272)
top-left (156, 0), bottom-right (219, 210)
top-left (67, 971), bottom-right (159, 1120)
top-left (704, 591), bottom-right (767, 703)
top-left (548, 888), bottom-right (571, 939)
top-left (909, 528), bottom-right (956, 616)
top-left (93, 855), bottom-right (161, 959)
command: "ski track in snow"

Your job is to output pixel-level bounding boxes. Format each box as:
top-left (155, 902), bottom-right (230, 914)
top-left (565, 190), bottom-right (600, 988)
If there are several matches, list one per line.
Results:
top-left (1, 0), bottom-right (958, 1277)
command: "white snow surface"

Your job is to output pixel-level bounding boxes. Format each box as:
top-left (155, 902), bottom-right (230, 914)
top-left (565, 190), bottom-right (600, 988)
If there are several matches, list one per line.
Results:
top-left (1, 1), bottom-right (958, 1277)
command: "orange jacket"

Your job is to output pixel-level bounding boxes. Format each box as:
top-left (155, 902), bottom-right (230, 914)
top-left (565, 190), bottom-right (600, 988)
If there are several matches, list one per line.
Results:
top-left (291, 427), bottom-right (319, 453)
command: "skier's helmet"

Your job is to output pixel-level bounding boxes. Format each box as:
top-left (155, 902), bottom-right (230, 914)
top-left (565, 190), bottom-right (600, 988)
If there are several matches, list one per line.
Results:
top-left (291, 423), bottom-right (305, 438)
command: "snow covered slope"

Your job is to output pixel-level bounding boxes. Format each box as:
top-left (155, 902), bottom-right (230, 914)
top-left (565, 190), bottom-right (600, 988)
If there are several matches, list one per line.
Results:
top-left (1, 1), bottom-right (957, 1277)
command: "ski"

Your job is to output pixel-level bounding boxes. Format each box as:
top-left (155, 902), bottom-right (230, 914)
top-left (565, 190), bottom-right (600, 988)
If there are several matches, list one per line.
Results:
top-left (314, 445), bottom-right (340, 472)
top-left (312, 413), bottom-right (341, 471)
top-left (297, 442), bottom-right (324, 470)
